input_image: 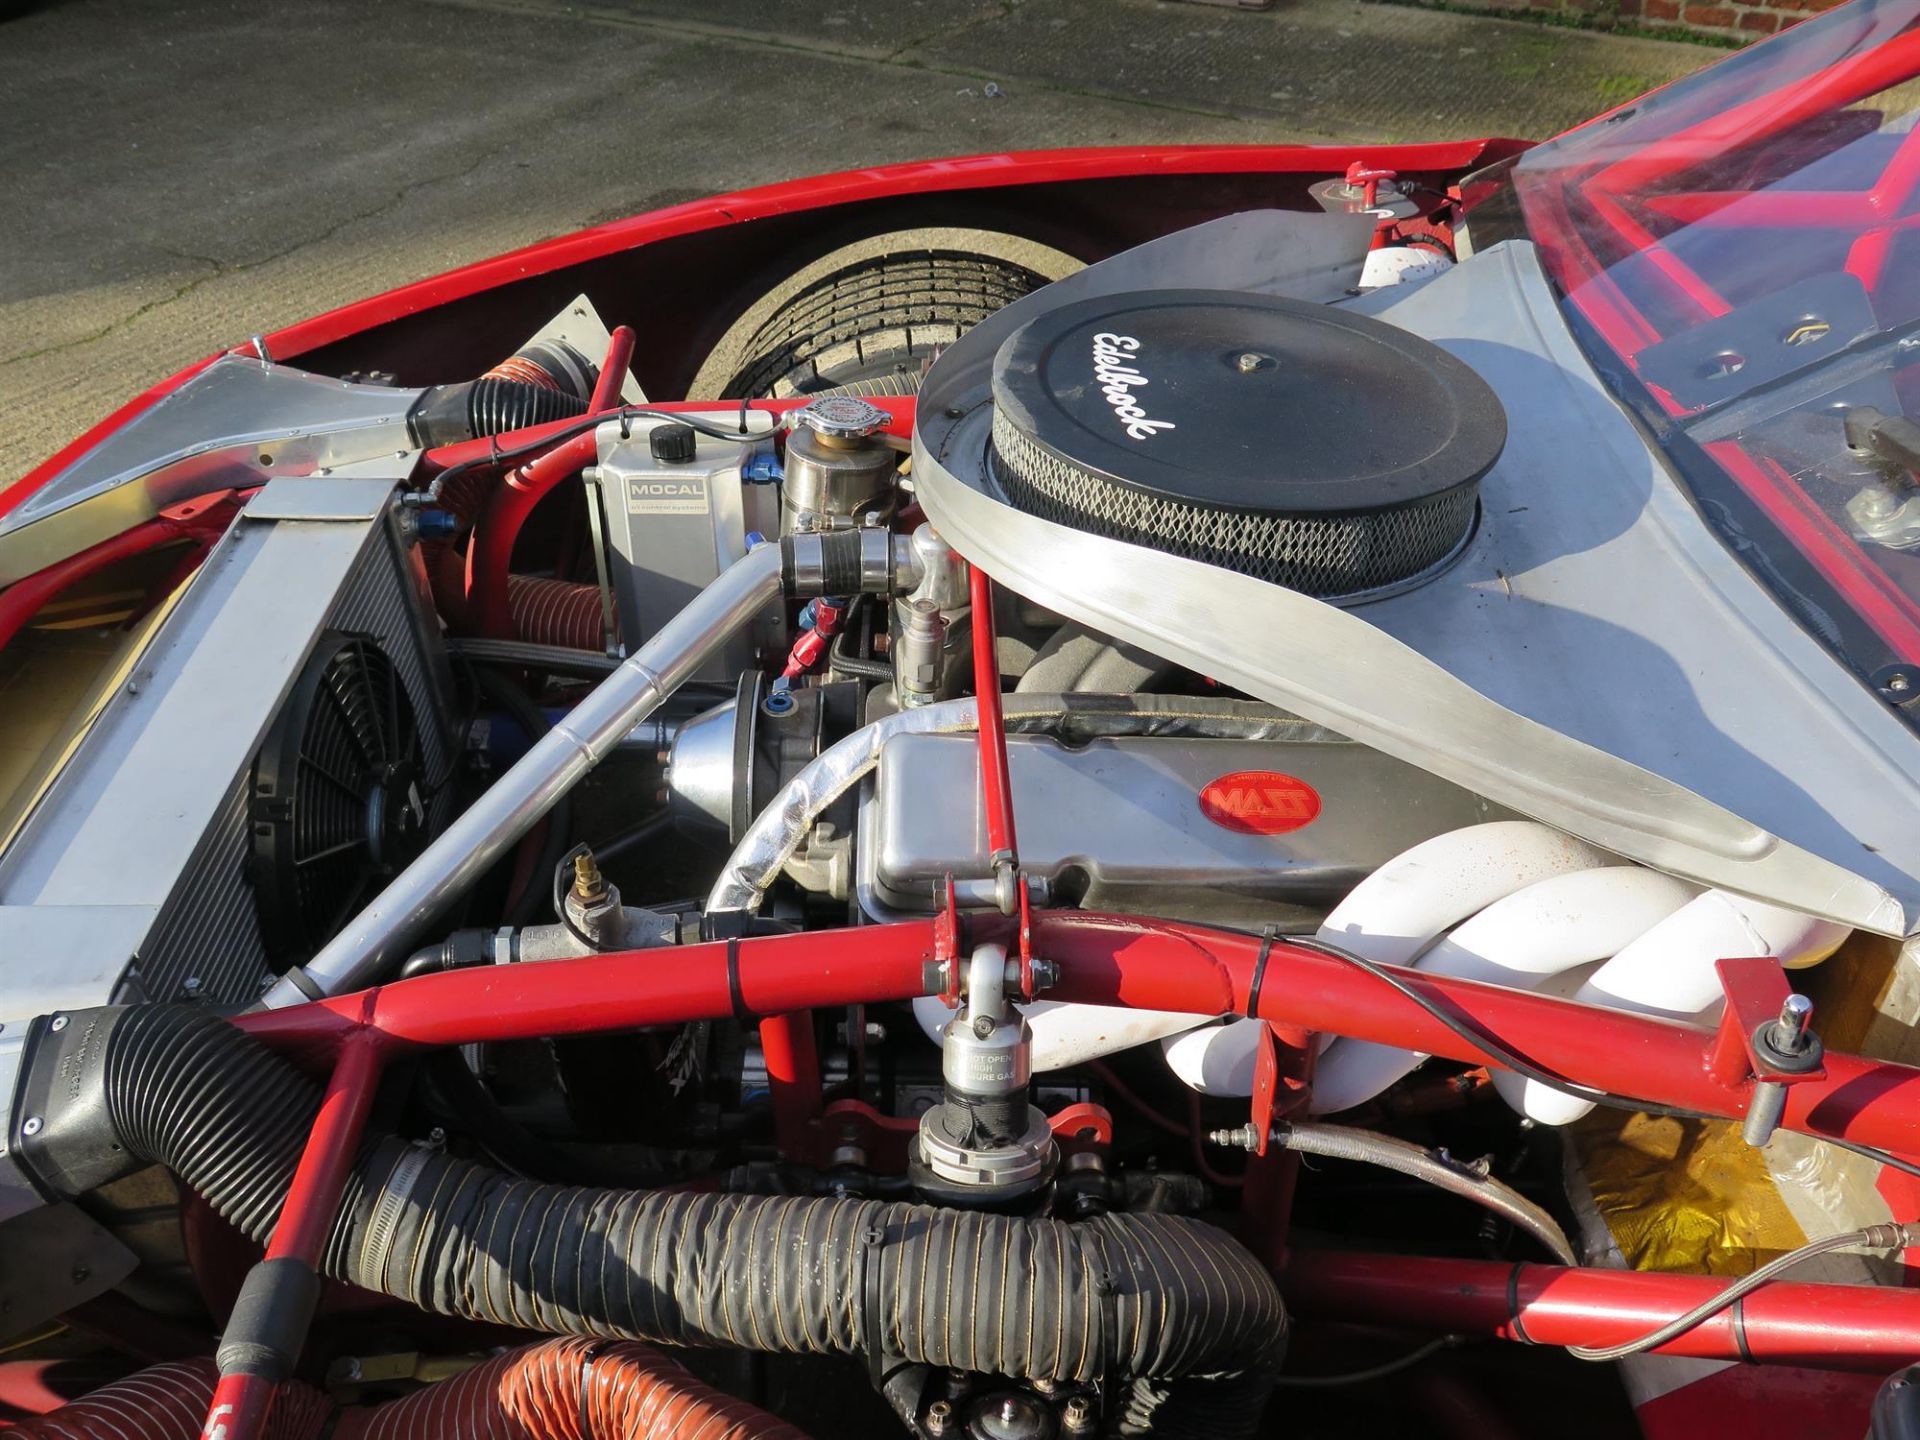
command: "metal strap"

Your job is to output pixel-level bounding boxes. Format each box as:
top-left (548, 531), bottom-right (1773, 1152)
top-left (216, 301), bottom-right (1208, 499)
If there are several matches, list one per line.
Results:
top-left (357, 1144), bottom-right (434, 1289)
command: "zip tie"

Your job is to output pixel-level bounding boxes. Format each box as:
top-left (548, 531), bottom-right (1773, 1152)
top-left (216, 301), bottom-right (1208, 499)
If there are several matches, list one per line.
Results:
top-left (1506, 1263), bottom-right (1536, 1345)
top-left (1246, 925), bottom-right (1280, 1019)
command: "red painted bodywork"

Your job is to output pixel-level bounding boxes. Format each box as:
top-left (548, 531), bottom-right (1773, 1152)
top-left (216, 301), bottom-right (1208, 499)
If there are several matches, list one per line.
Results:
top-left (1, 139), bottom-right (1519, 526)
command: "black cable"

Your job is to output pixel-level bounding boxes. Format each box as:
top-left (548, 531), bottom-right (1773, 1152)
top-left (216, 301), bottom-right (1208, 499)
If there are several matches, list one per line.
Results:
top-left (830, 596), bottom-right (894, 682)
top-left (1291, 933), bottom-right (1920, 1181)
top-left (420, 405), bottom-right (771, 510)
top-left (1287, 934), bottom-right (1657, 1111)
top-left (472, 666), bottom-right (574, 928)
top-left (1828, 1135), bottom-right (1920, 1182)
top-left (1270, 1336), bottom-right (1457, 1388)
top-left (553, 843), bottom-right (602, 951)
top-left (593, 812), bottom-right (674, 866)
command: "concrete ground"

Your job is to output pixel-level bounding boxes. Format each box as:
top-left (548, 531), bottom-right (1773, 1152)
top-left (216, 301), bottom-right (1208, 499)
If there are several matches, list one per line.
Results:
top-left (0, 0), bottom-right (1715, 484)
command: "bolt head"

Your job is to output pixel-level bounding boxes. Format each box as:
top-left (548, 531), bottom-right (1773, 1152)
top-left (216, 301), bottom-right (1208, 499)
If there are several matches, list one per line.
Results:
top-left (49, 1015), bottom-right (67, 1032)
top-left (22, 1117), bottom-right (41, 1137)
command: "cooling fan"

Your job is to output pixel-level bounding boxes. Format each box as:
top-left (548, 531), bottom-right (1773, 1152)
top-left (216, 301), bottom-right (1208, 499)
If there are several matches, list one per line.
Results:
top-left (249, 632), bottom-right (432, 961)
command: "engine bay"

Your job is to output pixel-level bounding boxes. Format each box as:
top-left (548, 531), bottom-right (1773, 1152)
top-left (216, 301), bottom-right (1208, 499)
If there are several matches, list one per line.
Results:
top-left (10, 131), bottom-right (1920, 1440)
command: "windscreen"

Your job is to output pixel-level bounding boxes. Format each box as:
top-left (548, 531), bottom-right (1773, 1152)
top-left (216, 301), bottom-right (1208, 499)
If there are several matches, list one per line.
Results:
top-left (1514, 0), bottom-right (1920, 700)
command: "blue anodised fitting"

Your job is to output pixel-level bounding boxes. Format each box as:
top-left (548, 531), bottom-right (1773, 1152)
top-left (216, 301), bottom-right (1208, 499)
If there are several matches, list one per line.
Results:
top-left (743, 452), bottom-right (784, 485)
top-left (797, 597), bottom-right (848, 632)
top-left (415, 510), bottom-right (461, 540)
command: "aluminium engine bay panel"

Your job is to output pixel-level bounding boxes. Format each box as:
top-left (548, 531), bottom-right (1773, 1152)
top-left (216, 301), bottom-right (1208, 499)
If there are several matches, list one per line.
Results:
top-left (0, 473), bottom-right (457, 1017)
top-left (910, 211), bottom-right (1915, 935)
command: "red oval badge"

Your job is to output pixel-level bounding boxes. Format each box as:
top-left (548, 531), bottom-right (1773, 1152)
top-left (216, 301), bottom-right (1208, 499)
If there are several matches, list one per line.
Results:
top-left (1198, 771), bottom-right (1322, 836)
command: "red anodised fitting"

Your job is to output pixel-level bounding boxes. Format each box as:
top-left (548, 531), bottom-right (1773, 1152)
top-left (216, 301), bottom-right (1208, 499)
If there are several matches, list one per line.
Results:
top-left (778, 597), bottom-right (844, 683)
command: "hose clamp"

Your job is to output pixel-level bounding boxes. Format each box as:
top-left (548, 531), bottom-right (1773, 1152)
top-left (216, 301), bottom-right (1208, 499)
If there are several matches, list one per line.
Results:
top-left (860, 1217), bottom-right (890, 1386)
top-left (357, 1142), bottom-right (434, 1290)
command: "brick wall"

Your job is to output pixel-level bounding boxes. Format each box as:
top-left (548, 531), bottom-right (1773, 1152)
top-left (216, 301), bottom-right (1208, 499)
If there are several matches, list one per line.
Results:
top-left (1451, 0), bottom-right (1846, 44)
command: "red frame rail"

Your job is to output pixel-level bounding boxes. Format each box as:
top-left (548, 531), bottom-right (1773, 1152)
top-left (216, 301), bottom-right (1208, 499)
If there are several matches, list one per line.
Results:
top-left (202, 911), bottom-right (1920, 1438)
top-left (1285, 1250), bottom-right (1920, 1372)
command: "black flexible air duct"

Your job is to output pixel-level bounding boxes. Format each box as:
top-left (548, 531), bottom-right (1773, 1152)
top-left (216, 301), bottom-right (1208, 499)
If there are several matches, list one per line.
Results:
top-left (408, 377), bottom-right (590, 449)
top-left (15, 1007), bottom-right (1285, 1438)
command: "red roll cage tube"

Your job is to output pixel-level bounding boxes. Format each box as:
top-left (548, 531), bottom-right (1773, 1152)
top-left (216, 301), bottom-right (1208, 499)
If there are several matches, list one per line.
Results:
top-left (203, 913), bottom-right (1920, 1439)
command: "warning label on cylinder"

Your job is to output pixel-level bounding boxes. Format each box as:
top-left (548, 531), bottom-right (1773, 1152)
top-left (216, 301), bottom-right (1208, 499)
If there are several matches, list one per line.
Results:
top-left (627, 476), bottom-right (708, 516)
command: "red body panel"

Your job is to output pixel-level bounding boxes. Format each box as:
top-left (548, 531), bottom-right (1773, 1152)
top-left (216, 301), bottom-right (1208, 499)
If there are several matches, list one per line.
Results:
top-left (0, 139), bottom-right (1520, 525)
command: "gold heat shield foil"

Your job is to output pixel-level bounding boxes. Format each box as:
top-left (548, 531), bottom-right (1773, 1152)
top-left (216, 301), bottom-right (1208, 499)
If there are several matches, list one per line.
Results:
top-left (1571, 1112), bottom-right (1805, 1277)
top-left (1571, 933), bottom-right (1904, 1278)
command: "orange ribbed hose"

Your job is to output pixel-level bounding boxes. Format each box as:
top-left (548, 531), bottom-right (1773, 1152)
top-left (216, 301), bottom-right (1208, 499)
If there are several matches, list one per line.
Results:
top-left (11, 1341), bottom-right (807, 1440)
top-left (4, 1359), bottom-right (330, 1440)
top-left (337, 1338), bottom-right (809, 1440)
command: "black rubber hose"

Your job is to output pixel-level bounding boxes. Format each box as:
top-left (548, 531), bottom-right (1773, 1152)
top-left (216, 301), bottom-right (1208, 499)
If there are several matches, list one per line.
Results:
top-left (20, 1008), bottom-right (1284, 1439)
top-left (471, 665), bottom-right (572, 929)
top-left (408, 378), bottom-right (590, 449)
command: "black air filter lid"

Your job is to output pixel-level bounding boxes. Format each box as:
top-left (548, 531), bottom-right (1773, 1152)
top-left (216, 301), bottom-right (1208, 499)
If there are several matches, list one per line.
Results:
top-left (987, 288), bottom-right (1507, 597)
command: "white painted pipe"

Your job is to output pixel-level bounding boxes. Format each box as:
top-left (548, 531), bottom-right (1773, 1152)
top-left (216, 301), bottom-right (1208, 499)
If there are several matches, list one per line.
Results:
top-left (1307, 867), bottom-right (1700, 1114)
top-left (912, 995), bottom-right (1207, 1073)
top-left (1502, 892), bottom-right (1850, 1125)
top-left (1163, 821), bottom-right (1618, 1096)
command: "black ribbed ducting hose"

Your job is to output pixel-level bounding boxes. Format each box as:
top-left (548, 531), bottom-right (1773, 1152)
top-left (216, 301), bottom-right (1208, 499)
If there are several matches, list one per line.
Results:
top-left (16, 1007), bottom-right (1285, 1438)
top-left (407, 377), bottom-right (590, 449)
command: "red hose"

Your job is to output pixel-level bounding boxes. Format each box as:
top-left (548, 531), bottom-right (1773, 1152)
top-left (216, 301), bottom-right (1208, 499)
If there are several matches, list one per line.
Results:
top-left (587, 326), bottom-right (636, 415)
top-left (11, 1341), bottom-right (807, 1440)
top-left (3, 1359), bottom-right (329, 1440)
top-left (506, 573), bottom-right (607, 650)
top-left (465, 430), bottom-right (601, 639)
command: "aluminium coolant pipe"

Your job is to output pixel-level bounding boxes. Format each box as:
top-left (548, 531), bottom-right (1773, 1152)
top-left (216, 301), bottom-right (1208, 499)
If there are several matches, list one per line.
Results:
top-left (258, 542), bottom-right (790, 1008)
top-left (263, 530), bottom-right (923, 1008)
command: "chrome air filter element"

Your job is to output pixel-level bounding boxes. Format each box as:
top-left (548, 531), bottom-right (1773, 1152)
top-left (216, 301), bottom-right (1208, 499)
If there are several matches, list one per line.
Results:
top-left (986, 289), bottom-right (1506, 599)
